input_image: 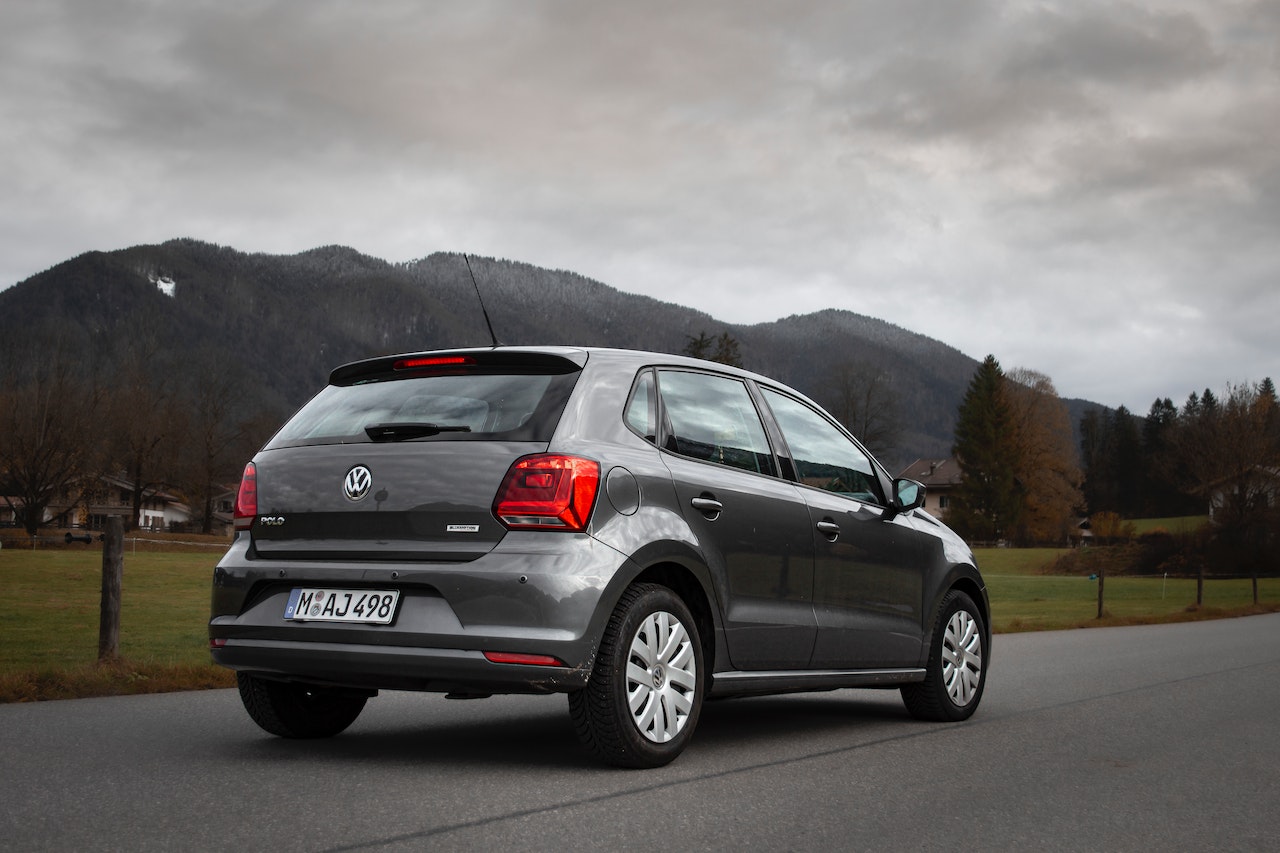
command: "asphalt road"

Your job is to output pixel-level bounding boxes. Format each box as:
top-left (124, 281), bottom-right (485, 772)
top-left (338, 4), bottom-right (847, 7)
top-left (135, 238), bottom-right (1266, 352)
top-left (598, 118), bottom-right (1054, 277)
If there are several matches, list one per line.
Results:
top-left (3, 613), bottom-right (1279, 852)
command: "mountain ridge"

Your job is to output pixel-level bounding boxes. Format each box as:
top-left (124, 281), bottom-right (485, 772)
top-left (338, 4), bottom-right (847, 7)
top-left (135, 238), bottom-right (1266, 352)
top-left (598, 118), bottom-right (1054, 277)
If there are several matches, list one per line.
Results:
top-left (0, 238), bottom-right (1106, 467)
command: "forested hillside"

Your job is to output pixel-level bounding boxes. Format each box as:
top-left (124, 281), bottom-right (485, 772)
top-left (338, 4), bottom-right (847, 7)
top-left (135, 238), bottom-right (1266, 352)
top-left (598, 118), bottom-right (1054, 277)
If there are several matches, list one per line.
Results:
top-left (0, 238), bottom-right (1096, 466)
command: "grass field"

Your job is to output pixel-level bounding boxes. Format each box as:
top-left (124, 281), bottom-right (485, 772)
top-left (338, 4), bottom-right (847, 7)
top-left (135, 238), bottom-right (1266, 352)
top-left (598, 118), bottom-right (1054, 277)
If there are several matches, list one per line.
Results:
top-left (1, 542), bottom-right (1276, 702)
top-left (0, 547), bottom-right (235, 701)
top-left (973, 546), bottom-right (1280, 632)
top-left (1128, 516), bottom-right (1209, 535)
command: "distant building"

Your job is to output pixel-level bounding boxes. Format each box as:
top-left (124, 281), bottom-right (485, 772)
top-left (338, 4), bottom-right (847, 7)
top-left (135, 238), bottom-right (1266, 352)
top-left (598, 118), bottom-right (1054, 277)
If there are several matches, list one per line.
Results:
top-left (0, 496), bottom-right (19, 527)
top-left (897, 458), bottom-right (962, 520)
top-left (207, 486), bottom-right (239, 537)
top-left (1207, 466), bottom-right (1280, 522)
top-left (24, 475), bottom-right (193, 531)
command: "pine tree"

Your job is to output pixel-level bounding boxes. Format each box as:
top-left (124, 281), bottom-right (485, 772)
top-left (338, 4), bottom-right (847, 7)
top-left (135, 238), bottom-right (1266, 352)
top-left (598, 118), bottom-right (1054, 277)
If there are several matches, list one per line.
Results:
top-left (1080, 408), bottom-right (1117, 513)
top-left (1142, 397), bottom-right (1196, 516)
top-left (713, 332), bottom-right (743, 368)
top-left (682, 332), bottom-right (714, 360)
top-left (950, 355), bottom-right (1021, 542)
top-left (682, 330), bottom-right (743, 367)
top-left (1110, 406), bottom-right (1144, 516)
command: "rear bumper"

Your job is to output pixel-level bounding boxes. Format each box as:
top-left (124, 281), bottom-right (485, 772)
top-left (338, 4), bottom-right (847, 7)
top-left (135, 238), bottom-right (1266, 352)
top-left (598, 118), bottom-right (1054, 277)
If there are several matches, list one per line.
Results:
top-left (209, 530), bottom-right (629, 694)
top-left (212, 639), bottom-right (590, 694)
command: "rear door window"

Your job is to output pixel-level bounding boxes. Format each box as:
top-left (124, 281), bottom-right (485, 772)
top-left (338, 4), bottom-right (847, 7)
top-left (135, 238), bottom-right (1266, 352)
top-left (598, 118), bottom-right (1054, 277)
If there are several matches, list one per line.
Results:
top-left (657, 370), bottom-right (776, 477)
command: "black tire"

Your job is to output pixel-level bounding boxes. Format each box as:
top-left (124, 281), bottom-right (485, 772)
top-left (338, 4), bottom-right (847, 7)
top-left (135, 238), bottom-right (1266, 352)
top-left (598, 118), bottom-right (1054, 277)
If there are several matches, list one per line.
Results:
top-left (569, 583), bottom-right (704, 768)
top-left (237, 672), bottom-right (368, 739)
top-left (901, 589), bottom-right (987, 722)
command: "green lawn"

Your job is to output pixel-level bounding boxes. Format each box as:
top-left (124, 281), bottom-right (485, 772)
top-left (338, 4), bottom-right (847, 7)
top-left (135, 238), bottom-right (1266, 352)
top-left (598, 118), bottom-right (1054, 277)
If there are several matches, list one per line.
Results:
top-left (0, 549), bottom-right (218, 670)
top-left (2, 542), bottom-right (1277, 701)
top-left (1129, 516), bottom-right (1209, 535)
top-left (972, 546), bottom-right (1280, 632)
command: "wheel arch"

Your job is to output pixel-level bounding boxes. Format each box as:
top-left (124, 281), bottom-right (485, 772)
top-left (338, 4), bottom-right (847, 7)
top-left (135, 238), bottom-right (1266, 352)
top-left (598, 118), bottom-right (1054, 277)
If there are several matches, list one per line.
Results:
top-left (920, 563), bottom-right (991, 666)
top-left (629, 560), bottom-right (722, 677)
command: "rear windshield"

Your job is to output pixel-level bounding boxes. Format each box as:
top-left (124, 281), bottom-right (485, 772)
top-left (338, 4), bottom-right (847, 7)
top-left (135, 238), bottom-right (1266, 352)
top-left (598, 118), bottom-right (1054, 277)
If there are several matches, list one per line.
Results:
top-left (265, 369), bottom-right (579, 448)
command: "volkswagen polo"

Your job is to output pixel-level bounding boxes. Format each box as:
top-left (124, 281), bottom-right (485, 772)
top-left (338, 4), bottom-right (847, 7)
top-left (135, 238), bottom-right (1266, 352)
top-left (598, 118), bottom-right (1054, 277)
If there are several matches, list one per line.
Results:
top-left (210, 346), bottom-right (988, 767)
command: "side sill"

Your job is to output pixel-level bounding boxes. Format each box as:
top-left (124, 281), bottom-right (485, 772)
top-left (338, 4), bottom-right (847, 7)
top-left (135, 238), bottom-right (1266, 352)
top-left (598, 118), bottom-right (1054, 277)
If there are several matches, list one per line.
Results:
top-left (708, 667), bottom-right (925, 699)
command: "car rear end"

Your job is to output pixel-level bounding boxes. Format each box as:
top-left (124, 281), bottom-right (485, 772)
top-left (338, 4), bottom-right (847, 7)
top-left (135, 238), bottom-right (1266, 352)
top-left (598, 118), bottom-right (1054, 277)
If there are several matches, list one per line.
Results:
top-left (209, 348), bottom-right (627, 695)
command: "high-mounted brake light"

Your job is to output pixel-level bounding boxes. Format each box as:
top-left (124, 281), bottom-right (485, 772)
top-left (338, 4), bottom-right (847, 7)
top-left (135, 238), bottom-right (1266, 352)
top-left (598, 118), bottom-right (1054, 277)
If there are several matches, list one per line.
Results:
top-left (233, 462), bottom-right (257, 531)
top-left (393, 355), bottom-right (475, 370)
top-left (493, 454), bottom-right (600, 532)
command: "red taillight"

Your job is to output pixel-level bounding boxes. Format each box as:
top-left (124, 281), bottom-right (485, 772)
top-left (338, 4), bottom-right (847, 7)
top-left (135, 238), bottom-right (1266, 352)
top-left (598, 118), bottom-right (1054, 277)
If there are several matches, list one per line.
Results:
top-left (393, 355), bottom-right (475, 370)
top-left (483, 651), bottom-right (565, 667)
top-left (493, 454), bottom-right (600, 532)
top-left (233, 462), bottom-right (257, 531)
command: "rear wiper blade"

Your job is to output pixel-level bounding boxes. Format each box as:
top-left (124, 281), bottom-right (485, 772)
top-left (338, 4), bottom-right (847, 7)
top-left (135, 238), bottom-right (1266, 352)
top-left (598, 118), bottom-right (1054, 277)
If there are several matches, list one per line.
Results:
top-left (364, 422), bottom-right (472, 442)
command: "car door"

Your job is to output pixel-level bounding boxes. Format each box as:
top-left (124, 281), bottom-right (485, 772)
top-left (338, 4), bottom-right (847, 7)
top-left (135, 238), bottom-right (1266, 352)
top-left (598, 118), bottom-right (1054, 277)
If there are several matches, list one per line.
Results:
top-left (759, 387), bottom-right (927, 669)
top-left (655, 369), bottom-right (817, 670)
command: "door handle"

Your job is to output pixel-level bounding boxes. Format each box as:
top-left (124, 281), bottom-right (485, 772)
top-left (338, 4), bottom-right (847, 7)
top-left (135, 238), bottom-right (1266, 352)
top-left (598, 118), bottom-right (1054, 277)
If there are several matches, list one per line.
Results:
top-left (816, 520), bottom-right (840, 541)
top-left (690, 496), bottom-right (724, 519)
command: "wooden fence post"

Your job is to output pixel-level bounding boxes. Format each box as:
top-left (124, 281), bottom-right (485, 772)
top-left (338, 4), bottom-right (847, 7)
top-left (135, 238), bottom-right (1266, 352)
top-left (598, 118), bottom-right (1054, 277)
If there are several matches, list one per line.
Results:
top-left (98, 516), bottom-right (123, 662)
top-left (1096, 564), bottom-right (1105, 620)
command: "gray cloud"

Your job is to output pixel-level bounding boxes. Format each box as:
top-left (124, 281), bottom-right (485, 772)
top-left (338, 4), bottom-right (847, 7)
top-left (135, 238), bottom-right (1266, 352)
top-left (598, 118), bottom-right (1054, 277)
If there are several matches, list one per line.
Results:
top-left (2, 0), bottom-right (1278, 408)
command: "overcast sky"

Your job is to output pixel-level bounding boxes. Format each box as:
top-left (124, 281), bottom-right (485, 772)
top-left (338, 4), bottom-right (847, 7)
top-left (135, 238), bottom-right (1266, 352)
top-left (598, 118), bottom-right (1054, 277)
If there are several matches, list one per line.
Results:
top-left (2, 1), bottom-right (1277, 408)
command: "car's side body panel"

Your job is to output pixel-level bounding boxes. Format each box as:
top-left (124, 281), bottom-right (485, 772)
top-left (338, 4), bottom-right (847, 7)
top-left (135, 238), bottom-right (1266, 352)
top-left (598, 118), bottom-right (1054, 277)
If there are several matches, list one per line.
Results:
top-left (798, 489), bottom-right (928, 669)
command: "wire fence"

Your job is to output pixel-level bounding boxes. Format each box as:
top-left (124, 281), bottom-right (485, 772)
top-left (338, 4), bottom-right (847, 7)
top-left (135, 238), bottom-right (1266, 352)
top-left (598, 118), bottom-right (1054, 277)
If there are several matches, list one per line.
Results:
top-left (0, 533), bottom-right (232, 552)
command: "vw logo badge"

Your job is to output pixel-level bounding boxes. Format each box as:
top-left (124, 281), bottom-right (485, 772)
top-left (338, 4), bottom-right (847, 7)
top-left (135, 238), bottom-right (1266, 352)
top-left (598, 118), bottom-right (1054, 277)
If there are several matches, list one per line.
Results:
top-left (344, 465), bottom-right (372, 501)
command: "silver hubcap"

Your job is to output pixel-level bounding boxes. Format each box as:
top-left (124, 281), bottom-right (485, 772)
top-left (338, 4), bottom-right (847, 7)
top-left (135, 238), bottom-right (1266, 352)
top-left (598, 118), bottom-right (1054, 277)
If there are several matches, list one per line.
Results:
top-left (626, 610), bottom-right (697, 743)
top-left (941, 609), bottom-right (983, 707)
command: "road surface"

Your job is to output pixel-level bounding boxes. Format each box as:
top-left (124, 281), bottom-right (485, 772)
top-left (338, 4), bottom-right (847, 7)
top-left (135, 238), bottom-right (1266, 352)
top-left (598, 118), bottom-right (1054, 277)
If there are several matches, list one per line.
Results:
top-left (2, 613), bottom-right (1278, 851)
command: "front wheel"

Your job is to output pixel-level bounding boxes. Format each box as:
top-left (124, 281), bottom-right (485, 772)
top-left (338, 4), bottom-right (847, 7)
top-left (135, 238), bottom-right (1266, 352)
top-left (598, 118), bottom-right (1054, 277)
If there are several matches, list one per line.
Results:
top-left (569, 583), bottom-right (704, 768)
top-left (237, 673), bottom-right (368, 738)
top-left (901, 589), bottom-right (987, 722)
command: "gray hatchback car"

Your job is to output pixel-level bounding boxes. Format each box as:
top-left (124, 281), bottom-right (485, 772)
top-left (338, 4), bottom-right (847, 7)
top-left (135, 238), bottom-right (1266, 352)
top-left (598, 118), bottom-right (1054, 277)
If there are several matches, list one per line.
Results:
top-left (211, 346), bottom-right (988, 767)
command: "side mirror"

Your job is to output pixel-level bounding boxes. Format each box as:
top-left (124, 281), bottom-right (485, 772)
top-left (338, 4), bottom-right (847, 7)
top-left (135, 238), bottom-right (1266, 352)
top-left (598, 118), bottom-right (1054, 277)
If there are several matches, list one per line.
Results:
top-left (892, 478), bottom-right (926, 513)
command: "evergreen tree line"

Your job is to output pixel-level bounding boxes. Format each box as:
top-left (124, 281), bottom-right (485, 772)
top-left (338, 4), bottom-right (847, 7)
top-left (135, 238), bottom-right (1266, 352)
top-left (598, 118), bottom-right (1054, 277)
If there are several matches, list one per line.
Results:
top-left (948, 354), bottom-right (1279, 578)
top-left (1079, 381), bottom-right (1279, 522)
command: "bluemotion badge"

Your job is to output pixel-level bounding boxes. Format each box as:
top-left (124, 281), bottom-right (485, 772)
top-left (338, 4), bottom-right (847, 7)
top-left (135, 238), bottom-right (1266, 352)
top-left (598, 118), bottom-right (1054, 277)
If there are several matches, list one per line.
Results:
top-left (447, 524), bottom-right (480, 533)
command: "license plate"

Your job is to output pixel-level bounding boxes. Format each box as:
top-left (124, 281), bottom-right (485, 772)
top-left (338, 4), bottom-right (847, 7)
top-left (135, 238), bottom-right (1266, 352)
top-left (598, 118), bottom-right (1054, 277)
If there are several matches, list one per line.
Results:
top-left (285, 588), bottom-right (399, 624)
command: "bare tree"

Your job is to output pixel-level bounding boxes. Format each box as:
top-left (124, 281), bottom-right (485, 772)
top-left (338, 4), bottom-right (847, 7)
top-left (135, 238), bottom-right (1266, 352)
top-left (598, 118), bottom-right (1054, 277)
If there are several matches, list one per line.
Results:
top-left (0, 346), bottom-right (102, 535)
top-left (102, 335), bottom-right (188, 531)
top-left (174, 353), bottom-right (277, 533)
top-left (823, 360), bottom-right (900, 460)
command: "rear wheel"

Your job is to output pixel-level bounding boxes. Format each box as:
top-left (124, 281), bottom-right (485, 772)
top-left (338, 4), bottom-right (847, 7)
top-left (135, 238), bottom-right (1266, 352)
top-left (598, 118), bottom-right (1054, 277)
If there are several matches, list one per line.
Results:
top-left (569, 583), bottom-right (704, 768)
top-left (237, 673), bottom-right (368, 738)
top-left (901, 589), bottom-right (986, 722)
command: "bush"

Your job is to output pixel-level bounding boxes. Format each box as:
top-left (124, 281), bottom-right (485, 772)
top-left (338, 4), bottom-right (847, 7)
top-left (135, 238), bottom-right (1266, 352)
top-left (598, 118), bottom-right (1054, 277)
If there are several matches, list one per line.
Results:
top-left (1048, 522), bottom-right (1279, 579)
top-left (1090, 511), bottom-right (1136, 544)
